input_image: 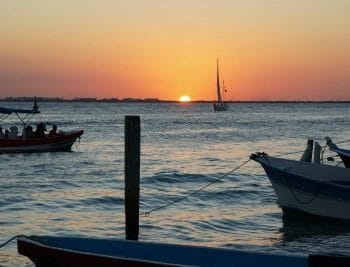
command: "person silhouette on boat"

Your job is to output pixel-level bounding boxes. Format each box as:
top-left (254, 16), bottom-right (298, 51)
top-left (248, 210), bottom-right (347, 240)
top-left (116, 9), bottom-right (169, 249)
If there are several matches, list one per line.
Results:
top-left (9, 126), bottom-right (19, 139)
top-left (24, 125), bottom-right (35, 138)
top-left (35, 123), bottom-right (46, 138)
top-left (4, 129), bottom-right (9, 139)
top-left (0, 127), bottom-right (4, 139)
top-left (49, 125), bottom-right (58, 137)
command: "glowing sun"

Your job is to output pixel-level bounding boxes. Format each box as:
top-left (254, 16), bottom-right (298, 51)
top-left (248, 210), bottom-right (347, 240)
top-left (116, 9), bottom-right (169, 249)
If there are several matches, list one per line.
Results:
top-left (179, 95), bottom-right (191, 102)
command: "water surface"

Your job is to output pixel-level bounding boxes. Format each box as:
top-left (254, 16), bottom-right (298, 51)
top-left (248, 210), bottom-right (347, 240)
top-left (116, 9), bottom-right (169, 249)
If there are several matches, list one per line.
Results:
top-left (0, 102), bottom-right (350, 265)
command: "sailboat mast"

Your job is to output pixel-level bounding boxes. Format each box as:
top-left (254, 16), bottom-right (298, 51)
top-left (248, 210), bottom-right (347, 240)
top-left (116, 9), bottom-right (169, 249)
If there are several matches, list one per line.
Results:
top-left (216, 58), bottom-right (222, 102)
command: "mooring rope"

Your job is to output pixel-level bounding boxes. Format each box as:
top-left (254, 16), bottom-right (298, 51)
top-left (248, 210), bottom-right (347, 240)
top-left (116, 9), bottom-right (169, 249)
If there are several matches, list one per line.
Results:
top-left (1, 139), bottom-right (348, 246)
top-left (336, 138), bottom-right (350, 145)
top-left (283, 169), bottom-right (325, 205)
top-left (139, 139), bottom-right (350, 217)
top-left (288, 184), bottom-right (323, 205)
top-left (140, 159), bottom-right (251, 217)
top-left (75, 136), bottom-right (81, 147)
top-left (0, 235), bottom-right (25, 249)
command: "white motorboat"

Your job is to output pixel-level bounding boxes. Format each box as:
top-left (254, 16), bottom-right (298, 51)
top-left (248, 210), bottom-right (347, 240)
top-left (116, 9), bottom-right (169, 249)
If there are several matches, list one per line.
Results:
top-left (251, 152), bottom-right (350, 221)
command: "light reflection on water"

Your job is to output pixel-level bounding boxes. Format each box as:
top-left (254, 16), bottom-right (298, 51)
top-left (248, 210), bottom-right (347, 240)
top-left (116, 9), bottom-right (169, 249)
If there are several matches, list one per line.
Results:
top-left (0, 102), bottom-right (350, 266)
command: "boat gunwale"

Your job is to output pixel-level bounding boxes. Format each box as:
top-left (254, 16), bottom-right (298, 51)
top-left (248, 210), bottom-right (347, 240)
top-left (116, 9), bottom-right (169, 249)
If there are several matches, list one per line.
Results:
top-left (255, 155), bottom-right (350, 183)
top-left (18, 236), bottom-right (188, 267)
top-left (17, 236), bottom-right (308, 266)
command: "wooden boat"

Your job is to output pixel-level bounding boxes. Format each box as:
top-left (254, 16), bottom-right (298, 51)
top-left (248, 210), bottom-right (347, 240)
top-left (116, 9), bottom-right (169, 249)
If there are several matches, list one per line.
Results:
top-left (17, 235), bottom-right (313, 267)
top-left (17, 235), bottom-right (350, 267)
top-left (213, 59), bottom-right (229, 112)
top-left (251, 152), bottom-right (350, 221)
top-left (0, 130), bottom-right (83, 153)
top-left (0, 99), bottom-right (83, 153)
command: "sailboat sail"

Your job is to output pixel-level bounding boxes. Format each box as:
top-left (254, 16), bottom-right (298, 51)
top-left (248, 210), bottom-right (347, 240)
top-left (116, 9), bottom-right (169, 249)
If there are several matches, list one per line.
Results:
top-left (216, 58), bottom-right (222, 102)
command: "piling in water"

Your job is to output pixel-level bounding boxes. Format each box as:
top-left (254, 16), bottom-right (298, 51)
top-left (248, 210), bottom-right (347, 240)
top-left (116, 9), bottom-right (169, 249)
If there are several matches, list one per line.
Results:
top-left (125, 116), bottom-right (140, 241)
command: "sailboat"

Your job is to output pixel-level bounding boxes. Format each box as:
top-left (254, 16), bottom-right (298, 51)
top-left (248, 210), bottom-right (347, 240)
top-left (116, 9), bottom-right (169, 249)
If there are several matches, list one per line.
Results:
top-left (213, 59), bottom-right (229, 111)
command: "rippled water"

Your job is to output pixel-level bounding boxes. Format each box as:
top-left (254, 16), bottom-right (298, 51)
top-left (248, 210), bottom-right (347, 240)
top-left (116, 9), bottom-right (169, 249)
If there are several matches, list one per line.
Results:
top-left (0, 102), bottom-right (350, 266)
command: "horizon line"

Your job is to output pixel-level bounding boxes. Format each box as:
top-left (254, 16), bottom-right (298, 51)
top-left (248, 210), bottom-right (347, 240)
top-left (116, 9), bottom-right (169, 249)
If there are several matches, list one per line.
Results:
top-left (0, 97), bottom-right (350, 103)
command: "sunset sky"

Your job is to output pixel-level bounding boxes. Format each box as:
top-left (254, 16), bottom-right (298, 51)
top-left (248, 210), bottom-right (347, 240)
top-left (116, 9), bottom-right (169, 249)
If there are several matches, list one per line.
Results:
top-left (0, 1), bottom-right (349, 100)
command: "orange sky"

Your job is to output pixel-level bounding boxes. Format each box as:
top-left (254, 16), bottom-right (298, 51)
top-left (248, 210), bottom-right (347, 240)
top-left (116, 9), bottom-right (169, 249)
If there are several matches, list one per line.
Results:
top-left (0, 1), bottom-right (349, 100)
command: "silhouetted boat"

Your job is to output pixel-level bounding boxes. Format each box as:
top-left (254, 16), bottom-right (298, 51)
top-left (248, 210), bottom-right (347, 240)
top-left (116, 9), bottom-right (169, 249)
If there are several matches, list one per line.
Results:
top-left (0, 99), bottom-right (83, 153)
top-left (17, 235), bottom-right (315, 267)
top-left (213, 59), bottom-right (229, 111)
top-left (251, 152), bottom-right (350, 221)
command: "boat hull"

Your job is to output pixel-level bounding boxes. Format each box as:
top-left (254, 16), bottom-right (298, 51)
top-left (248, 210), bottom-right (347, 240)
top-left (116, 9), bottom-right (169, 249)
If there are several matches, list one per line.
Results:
top-left (0, 130), bottom-right (83, 153)
top-left (17, 236), bottom-right (308, 267)
top-left (270, 179), bottom-right (350, 221)
top-left (213, 103), bottom-right (228, 111)
top-left (253, 155), bottom-right (350, 221)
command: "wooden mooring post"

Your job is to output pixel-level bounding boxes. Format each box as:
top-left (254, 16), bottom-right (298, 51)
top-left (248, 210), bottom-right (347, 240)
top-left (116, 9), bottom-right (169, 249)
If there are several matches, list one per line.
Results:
top-left (125, 116), bottom-right (140, 241)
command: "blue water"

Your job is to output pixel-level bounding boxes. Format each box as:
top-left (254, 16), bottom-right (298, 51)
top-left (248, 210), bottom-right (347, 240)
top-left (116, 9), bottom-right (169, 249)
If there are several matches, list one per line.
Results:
top-left (0, 102), bottom-right (350, 266)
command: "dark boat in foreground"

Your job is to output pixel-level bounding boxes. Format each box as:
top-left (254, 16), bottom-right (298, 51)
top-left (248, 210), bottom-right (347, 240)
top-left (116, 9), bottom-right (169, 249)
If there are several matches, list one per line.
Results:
top-left (17, 235), bottom-right (312, 267)
top-left (18, 235), bottom-right (350, 267)
top-left (0, 99), bottom-right (83, 153)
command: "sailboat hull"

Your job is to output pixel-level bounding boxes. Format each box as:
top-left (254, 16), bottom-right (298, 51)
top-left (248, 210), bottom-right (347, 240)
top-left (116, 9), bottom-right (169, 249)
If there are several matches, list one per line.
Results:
top-left (214, 103), bottom-right (228, 111)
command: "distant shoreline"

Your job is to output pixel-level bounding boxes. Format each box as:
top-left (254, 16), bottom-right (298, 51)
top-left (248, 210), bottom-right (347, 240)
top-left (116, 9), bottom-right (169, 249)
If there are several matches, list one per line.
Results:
top-left (0, 97), bottom-right (349, 104)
